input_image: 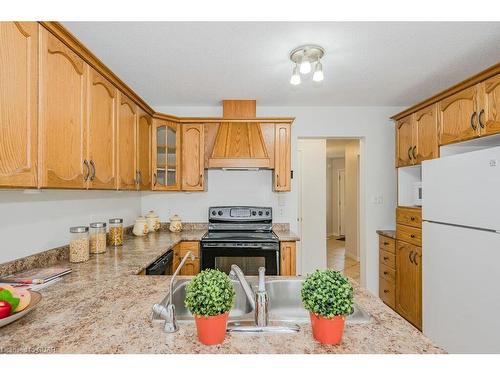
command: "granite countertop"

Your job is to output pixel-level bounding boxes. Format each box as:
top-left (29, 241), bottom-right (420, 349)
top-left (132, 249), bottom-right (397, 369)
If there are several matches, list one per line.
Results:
top-left (376, 230), bottom-right (396, 239)
top-left (0, 229), bottom-right (442, 354)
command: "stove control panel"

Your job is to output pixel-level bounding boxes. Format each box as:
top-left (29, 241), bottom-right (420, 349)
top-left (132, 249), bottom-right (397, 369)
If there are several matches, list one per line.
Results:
top-left (208, 206), bottom-right (272, 221)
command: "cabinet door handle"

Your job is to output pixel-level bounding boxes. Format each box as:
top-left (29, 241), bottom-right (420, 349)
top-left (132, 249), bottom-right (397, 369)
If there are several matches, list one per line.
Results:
top-left (83, 160), bottom-right (90, 181)
top-left (412, 252), bottom-right (419, 266)
top-left (479, 109), bottom-right (485, 129)
top-left (470, 111), bottom-right (477, 130)
top-left (383, 271), bottom-right (388, 275)
top-left (383, 256), bottom-right (389, 261)
top-left (412, 146), bottom-right (417, 160)
top-left (408, 250), bottom-right (414, 264)
top-left (383, 241), bottom-right (389, 246)
top-left (410, 234), bottom-right (416, 238)
top-left (408, 147), bottom-right (413, 160)
top-left (89, 160), bottom-right (96, 181)
top-left (410, 216), bottom-right (415, 221)
top-left (383, 289), bottom-right (389, 294)
top-left (153, 173), bottom-right (157, 186)
top-left (138, 171), bottom-right (142, 184)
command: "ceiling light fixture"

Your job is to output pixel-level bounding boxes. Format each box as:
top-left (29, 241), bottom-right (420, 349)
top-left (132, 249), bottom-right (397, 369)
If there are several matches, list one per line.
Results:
top-left (290, 63), bottom-right (301, 85)
top-left (313, 59), bottom-right (324, 82)
top-left (289, 44), bottom-right (325, 85)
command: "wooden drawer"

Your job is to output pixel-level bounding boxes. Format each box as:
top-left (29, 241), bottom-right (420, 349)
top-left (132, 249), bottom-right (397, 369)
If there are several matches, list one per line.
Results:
top-left (379, 235), bottom-right (395, 254)
top-left (397, 224), bottom-right (422, 246)
top-left (396, 207), bottom-right (422, 228)
top-left (179, 241), bottom-right (200, 257)
top-left (379, 249), bottom-right (396, 269)
top-left (379, 277), bottom-right (396, 309)
top-left (379, 262), bottom-right (396, 284)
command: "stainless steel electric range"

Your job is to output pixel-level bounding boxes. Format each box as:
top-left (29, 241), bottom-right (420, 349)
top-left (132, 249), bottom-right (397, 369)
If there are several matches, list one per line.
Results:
top-left (201, 206), bottom-right (279, 275)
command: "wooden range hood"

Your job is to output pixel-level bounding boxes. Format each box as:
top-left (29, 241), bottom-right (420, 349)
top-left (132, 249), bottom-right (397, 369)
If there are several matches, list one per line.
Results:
top-left (208, 100), bottom-right (271, 169)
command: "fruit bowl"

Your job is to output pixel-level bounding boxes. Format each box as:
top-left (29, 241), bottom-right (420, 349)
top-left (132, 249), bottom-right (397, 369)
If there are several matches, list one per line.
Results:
top-left (0, 291), bottom-right (41, 328)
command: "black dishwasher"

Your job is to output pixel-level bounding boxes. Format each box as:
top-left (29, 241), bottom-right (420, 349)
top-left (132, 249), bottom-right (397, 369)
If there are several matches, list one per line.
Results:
top-left (145, 250), bottom-right (174, 275)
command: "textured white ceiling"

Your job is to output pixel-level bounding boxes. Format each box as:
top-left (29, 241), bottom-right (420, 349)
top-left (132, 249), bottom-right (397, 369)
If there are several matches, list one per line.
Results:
top-left (63, 22), bottom-right (500, 107)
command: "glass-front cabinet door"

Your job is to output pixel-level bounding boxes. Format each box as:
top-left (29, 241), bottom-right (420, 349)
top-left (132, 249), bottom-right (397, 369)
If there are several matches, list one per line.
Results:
top-left (152, 119), bottom-right (181, 190)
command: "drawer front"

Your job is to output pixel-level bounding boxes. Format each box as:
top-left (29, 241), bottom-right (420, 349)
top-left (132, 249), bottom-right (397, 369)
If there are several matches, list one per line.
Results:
top-left (379, 249), bottom-right (396, 269)
top-left (179, 241), bottom-right (200, 257)
top-left (379, 235), bottom-right (395, 254)
top-left (396, 207), bottom-right (422, 228)
top-left (397, 224), bottom-right (422, 246)
top-left (379, 262), bottom-right (396, 284)
top-left (379, 277), bottom-right (396, 309)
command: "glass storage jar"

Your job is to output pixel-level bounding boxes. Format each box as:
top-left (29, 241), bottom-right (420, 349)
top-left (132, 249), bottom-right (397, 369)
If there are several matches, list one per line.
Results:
top-left (69, 226), bottom-right (90, 263)
top-left (89, 222), bottom-right (107, 254)
top-left (108, 218), bottom-right (124, 246)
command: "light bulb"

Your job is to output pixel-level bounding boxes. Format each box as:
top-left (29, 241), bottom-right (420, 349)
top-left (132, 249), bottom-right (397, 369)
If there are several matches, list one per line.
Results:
top-left (290, 64), bottom-right (301, 85)
top-left (313, 60), bottom-right (324, 82)
top-left (299, 59), bottom-right (311, 74)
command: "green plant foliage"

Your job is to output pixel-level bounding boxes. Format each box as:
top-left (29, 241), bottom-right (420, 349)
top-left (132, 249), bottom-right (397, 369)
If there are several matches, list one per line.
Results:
top-left (184, 269), bottom-right (235, 317)
top-left (301, 269), bottom-right (354, 318)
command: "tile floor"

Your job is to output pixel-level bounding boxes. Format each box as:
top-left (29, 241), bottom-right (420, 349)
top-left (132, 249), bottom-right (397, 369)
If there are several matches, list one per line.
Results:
top-left (326, 237), bottom-right (360, 282)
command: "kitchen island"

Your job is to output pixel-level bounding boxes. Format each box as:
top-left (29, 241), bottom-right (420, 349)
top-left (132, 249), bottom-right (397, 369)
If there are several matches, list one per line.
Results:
top-left (0, 230), bottom-right (444, 354)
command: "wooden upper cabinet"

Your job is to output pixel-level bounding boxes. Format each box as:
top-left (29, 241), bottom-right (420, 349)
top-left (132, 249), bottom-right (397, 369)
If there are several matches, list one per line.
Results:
top-left (117, 93), bottom-right (137, 190)
top-left (39, 27), bottom-right (88, 189)
top-left (137, 109), bottom-right (152, 190)
top-left (396, 115), bottom-right (414, 167)
top-left (152, 119), bottom-right (181, 191)
top-left (478, 73), bottom-right (500, 136)
top-left (274, 123), bottom-right (291, 191)
top-left (0, 22), bottom-right (38, 188)
top-left (438, 85), bottom-right (479, 145)
top-left (182, 124), bottom-right (205, 191)
top-left (413, 104), bottom-right (438, 164)
top-left (395, 241), bottom-right (422, 330)
top-left (87, 68), bottom-right (117, 190)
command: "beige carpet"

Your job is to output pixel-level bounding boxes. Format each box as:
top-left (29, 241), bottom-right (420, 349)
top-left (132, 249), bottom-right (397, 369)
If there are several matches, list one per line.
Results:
top-left (327, 237), bottom-right (360, 282)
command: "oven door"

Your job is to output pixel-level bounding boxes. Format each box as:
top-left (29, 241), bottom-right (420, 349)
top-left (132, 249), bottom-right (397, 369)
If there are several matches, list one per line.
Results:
top-left (201, 243), bottom-right (279, 275)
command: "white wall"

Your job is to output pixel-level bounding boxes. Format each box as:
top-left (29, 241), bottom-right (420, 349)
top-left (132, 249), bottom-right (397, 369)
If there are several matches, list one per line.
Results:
top-left (0, 190), bottom-right (140, 264)
top-left (153, 105), bottom-right (400, 294)
top-left (345, 140), bottom-right (360, 261)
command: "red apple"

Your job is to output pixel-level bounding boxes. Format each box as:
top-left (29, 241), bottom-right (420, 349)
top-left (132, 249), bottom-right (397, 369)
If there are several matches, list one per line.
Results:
top-left (0, 300), bottom-right (11, 319)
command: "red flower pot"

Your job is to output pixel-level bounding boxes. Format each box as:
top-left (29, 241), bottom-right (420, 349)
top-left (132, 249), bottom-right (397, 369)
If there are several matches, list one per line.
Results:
top-left (309, 312), bottom-right (346, 345)
top-left (194, 312), bottom-right (229, 345)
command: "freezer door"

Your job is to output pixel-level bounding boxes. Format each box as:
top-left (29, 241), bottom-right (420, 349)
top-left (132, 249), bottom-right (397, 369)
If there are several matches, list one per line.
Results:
top-left (423, 221), bottom-right (500, 353)
top-left (422, 146), bottom-right (500, 231)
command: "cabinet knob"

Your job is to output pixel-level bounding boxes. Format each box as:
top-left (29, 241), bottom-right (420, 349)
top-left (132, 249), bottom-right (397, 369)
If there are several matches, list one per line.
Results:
top-left (410, 234), bottom-right (415, 238)
top-left (383, 256), bottom-right (389, 261)
top-left (383, 271), bottom-right (388, 275)
top-left (383, 241), bottom-right (389, 246)
top-left (383, 289), bottom-right (389, 293)
top-left (410, 216), bottom-right (415, 221)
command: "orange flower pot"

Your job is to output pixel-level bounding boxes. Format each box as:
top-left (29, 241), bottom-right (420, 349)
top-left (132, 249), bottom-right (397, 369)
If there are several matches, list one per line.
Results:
top-left (309, 312), bottom-right (346, 345)
top-left (194, 312), bottom-right (229, 345)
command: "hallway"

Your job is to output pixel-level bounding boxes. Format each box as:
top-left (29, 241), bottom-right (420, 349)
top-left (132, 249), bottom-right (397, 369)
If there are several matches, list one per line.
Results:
top-left (326, 237), bottom-right (360, 282)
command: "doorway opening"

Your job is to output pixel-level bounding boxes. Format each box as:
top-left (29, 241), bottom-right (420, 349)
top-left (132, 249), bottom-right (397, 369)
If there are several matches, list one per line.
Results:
top-left (297, 138), bottom-right (362, 284)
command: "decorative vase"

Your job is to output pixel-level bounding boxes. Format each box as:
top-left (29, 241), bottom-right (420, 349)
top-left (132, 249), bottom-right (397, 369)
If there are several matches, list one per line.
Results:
top-left (145, 210), bottom-right (160, 232)
top-left (194, 312), bottom-right (229, 345)
top-left (309, 312), bottom-right (345, 345)
top-left (132, 216), bottom-right (149, 236)
top-left (169, 214), bottom-right (183, 232)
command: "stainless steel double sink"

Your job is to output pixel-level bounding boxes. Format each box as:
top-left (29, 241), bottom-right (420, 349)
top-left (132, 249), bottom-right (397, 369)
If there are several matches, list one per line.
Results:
top-left (170, 278), bottom-right (372, 324)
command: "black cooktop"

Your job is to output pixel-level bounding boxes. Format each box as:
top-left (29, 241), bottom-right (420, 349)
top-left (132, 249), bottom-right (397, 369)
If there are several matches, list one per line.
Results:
top-left (202, 231), bottom-right (278, 243)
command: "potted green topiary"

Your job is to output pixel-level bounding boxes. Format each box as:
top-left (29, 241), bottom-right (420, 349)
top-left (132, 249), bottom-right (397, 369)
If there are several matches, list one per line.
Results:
top-left (185, 269), bottom-right (235, 345)
top-left (301, 269), bottom-right (354, 345)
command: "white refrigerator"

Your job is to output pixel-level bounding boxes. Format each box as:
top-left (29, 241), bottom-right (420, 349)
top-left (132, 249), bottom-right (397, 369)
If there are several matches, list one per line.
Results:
top-left (422, 146), bottom-right (500, 353)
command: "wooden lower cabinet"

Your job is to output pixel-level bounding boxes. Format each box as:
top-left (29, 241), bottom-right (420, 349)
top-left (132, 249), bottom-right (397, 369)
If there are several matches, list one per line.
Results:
top-left (280, 241), bottom-right (296, 276)
top-left (395, 241), bottom-right (422, 330)
top-left (378, 234), bottom-right (396, 310)
top-left (173, 241), bottom-right (200, 276)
